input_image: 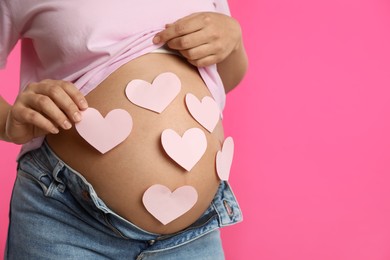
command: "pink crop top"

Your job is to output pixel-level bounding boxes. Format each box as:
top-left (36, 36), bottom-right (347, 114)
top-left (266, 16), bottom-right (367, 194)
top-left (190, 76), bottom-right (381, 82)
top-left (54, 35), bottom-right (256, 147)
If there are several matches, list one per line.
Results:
top-left (0, 0), bottom-right (230, 156)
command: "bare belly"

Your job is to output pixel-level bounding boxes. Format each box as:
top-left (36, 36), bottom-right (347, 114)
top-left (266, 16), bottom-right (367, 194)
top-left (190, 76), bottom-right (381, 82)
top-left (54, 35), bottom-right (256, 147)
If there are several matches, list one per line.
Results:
top-left (46, 53), bottom-right (224, 234)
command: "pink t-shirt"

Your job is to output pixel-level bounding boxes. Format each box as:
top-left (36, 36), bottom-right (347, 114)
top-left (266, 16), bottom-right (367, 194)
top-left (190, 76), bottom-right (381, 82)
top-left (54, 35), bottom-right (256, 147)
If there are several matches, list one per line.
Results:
top-left (0, 0), bottom-right (230, 156)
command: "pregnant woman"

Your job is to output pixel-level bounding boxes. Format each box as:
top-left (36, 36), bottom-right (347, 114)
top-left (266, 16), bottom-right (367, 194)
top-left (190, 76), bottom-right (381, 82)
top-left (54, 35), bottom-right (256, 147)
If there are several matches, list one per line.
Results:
top-left (0, 1), bottom-right (248, 259)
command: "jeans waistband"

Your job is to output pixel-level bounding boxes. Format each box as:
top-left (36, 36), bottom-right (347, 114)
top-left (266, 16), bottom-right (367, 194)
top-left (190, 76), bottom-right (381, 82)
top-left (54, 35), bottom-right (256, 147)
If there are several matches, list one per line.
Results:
top-left (17, 140), bottom-right (242, 249)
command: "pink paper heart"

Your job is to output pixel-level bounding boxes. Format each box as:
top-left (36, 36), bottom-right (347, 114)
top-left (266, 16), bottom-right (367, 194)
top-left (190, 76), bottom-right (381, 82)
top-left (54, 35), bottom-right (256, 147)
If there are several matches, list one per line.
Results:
top-left (161, 128), bottom-right (207, 171)
top-left (216, 137), bottom-right (234, 181)
top-left (125, 72), bottom-right (181, 113)
top-left (75, 107), bottom-right (133, 154)
top-left (142, 184), bottom-right (198, 225)
top-left (185, 93), bottom-right (220, 132)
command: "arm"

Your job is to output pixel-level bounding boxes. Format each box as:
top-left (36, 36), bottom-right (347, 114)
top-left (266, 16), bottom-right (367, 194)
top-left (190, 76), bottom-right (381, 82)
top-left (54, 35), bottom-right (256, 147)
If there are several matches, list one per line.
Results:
top-left (153, 12), bottom-right (248, 93)
top-left (216, 33), bottom-right (248, 93)
top-left (0, 96), bottom-right (11, 141)
top-left (1, 2), bottom-right (89, 144)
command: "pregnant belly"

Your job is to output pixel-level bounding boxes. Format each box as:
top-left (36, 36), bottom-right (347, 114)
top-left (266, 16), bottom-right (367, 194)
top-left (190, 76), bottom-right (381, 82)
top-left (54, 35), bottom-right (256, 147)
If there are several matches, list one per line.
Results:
top-left (46, 53), bottom-right (225, 234)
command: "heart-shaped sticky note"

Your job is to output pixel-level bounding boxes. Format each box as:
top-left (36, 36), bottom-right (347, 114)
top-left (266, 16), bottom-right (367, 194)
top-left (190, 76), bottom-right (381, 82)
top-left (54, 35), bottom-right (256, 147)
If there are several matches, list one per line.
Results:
top-left (143, 184), bottom-right (198, 225)
top-left (185, 93), bottom-right (220, 133)
top-left (125, 72), bottom-right (181, 113)
top-left (216, 137), bottom-right (234, 181)
top-left (75, 107), bottom-right (133, 154)
top-left (161, 128), bottom-right (207, 171)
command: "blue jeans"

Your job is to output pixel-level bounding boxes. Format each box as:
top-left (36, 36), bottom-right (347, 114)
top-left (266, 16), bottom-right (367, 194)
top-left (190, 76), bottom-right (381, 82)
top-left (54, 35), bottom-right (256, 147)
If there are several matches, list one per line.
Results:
top-left (5, 141), bottom-right (242, 259)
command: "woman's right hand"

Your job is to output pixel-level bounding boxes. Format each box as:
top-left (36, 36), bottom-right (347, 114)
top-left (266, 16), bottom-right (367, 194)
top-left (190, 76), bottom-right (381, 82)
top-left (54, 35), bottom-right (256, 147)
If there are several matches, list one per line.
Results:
top-left (5, 79), bottom-right (88, 144)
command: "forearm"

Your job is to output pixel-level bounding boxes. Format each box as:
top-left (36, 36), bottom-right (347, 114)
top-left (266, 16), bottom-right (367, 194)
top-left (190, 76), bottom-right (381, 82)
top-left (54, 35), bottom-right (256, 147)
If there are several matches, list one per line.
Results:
top-left (0, 96), bottom-right (11, 142)
top-left (217, 37), bottom-right (248, 93)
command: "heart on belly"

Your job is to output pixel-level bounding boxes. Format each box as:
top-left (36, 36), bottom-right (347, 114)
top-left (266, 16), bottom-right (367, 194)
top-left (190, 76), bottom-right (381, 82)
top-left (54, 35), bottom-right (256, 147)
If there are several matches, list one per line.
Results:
top-left (75, 107), bottom-right (133, 154)
top-left (216, 137), bottom-right (234, 181)
top-left (143, 184), bottom-right (198, 225)
top-left (185, 93), bottom-right (220, 133)
top-left (125, 72), bottom-right (181, 113)
top-left (161, 128), bottom-right (207, 171)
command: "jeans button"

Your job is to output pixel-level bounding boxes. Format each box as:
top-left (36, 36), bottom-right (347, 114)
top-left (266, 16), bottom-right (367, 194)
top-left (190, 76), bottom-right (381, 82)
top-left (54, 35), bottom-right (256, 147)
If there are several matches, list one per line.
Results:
top-left (57, 183), bottom-right (65, 193)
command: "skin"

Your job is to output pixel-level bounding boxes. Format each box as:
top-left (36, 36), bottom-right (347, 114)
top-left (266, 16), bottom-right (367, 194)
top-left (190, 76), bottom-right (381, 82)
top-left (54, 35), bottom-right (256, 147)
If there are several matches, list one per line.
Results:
top-left (1, 11), bottom-right (249, 234)
top-left (0, 12), bottom-right (248, 143)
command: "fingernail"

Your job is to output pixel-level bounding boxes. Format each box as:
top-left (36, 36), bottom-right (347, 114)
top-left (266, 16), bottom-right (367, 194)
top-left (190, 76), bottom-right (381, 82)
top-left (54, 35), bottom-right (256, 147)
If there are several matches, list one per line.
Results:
top-left (51, 127), bottom-right (59, 134)
top-left (73, 111), bottom-right (82, 122)
top-left (79, 99), bottom-right (88, 109)
top-left (63, 120), bottom-right (72, 130)
top-left (153, 36), bottom-right (161, 44)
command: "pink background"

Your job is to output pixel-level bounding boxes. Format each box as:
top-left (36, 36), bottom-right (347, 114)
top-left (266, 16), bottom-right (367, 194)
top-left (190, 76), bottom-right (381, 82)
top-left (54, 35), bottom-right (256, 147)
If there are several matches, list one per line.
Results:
top-left (2, 0), bottom-right (390, 259)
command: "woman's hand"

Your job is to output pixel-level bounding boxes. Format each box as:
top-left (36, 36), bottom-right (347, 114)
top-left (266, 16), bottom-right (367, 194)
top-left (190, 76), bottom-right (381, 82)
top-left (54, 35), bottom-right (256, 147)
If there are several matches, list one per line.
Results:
top-left (153, 12), bottom-right (243, 68)
top-left (4, 79), bottom-right (88, 144)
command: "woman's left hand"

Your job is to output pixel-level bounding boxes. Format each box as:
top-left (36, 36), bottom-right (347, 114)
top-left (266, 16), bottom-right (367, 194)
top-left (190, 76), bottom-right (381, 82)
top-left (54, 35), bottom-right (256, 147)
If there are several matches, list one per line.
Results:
top-left (153, 12), bottom-right (242, 67)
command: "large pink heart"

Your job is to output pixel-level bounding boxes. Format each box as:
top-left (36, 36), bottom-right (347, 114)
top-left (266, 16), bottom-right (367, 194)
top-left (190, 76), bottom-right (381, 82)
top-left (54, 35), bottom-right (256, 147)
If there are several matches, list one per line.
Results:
top-left (161, 128), bottom-right (207, 171)
top-left (125, 72), bottom-right (181, 113)
top-left (216, 137), bottom-right (234, 181)
top-left (75, 107), bottom-right (133, 154)
top-left (185, 93), bottom-right (220, 133)
top-left (142, 184), bottom-right (198, 225)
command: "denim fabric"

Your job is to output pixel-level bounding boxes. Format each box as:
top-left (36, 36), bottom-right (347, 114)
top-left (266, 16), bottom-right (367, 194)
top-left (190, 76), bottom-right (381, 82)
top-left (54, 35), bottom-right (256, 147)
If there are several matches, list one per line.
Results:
top-left (5, 141), bottom-right (242, 260)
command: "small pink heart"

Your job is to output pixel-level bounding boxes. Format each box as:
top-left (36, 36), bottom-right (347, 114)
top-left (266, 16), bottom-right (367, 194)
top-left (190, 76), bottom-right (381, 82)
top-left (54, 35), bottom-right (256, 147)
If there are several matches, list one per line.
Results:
top-left (75, 107), bottom-right (133, 154)
top-left (143, 184), bottom-right (198, 225)
top-left (125, 72), bottom-right (181, 113)
top-left (216, 137), bottom-right (234, 181)
top-left (161, 128), bottom-right (207, 171)
top-left (185, 93), bottom-right (220, 133)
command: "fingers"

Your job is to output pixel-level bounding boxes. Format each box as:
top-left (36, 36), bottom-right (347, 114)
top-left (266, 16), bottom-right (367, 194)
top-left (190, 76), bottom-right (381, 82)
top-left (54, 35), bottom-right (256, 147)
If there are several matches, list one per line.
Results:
top-left (153, 13), bottom-right (207, 44)
top-left (168, 31), bottom-right (225, 67)
top-left (5, 80), bottom-right (88, 144)
top-left (37, 79), bottom-right (89, 111)
top-left (153, 12), bottom-right (239, 67)
top-left (17, 80), bottom-right (88, 133)
top-left (32, 81), bottom-right (86, 125)
top-left (60, 80), bottom-right (88, 110)
top-left (186, 53), bottom-right (219, 68)
top-left (10, 105), bottom-right (60, 135)
top-left (164, 29), bottom-right (210, 51)
top-left (27, 93), bottom-right (73, 131)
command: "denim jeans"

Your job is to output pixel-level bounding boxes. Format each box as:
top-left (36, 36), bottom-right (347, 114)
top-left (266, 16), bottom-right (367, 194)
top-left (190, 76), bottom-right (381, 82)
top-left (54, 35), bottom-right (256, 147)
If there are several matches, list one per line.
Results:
top-left (5, 141), bottom-right (242, 259)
